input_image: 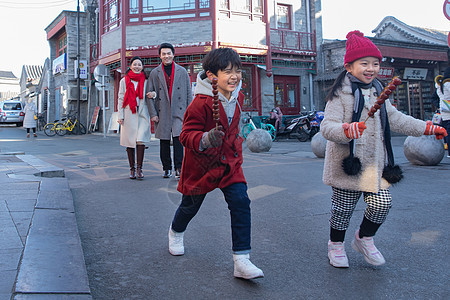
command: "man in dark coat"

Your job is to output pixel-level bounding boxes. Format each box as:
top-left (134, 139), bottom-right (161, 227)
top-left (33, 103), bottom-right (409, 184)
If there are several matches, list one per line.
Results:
top-left (146, 43), bottom-right (192, 178)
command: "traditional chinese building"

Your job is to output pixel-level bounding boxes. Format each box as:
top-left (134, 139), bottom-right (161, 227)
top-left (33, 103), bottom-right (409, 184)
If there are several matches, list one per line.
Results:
top-left (316, 16), bottom-right (449, 121)
top-left (89, 0), bottom-right (322, 130)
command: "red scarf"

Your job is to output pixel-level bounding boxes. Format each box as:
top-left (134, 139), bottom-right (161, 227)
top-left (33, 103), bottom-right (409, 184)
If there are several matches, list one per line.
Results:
top-left (123, 71), bottom-right (145, 114)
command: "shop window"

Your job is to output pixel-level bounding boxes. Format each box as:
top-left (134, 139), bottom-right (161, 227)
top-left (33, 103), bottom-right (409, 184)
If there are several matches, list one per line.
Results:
top-left (241, 66), bottom-right (253, 109)
top-left (56, 33), bottom-right (67, 57)
top-left (276, 4), bottom-right (291, 29)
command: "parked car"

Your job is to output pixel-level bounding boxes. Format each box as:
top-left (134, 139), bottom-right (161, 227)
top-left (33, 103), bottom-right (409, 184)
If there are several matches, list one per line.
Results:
top-left (0, 100), bottom-right (24, 126)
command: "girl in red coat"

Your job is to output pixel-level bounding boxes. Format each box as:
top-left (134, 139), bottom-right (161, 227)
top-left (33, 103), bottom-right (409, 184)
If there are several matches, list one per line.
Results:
top-left (168, 48), bottom-right (264, 280)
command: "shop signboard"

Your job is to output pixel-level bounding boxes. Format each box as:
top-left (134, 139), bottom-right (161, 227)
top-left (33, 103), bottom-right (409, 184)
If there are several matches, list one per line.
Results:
top-left (403, 68), bottom-right (428, 80)
top-left (377, 67), bottom-right (394, 80)
top-left (52, 53), bottom-right (67, 75)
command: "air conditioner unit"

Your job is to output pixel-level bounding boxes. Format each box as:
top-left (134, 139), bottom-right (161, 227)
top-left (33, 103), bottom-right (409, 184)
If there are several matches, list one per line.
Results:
top-left (68, 85), bottom-right (88, 100)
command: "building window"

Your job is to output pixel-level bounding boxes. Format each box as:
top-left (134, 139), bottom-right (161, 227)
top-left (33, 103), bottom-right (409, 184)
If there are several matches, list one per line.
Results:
top-left (129, 0), bottom-right (139, 14)
top-left (125, 0), bottom-right (209, 22)
top-left (276, 4), bottom-right (291, 29)
top-left (103, 0), bottom-right (121, 32)
top-left (56, 33), bottom-right (67, 57)
top-left (219, 0), bottom-right (263, 19)
top-left (143, 0), bottom-right (196, 13)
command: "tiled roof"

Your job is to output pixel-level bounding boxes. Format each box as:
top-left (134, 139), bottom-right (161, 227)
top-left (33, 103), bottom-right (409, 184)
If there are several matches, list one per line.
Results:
top-left (0, 71), bottom-right (17, 79)
top-left (373, 16), bottom-right (448, 46)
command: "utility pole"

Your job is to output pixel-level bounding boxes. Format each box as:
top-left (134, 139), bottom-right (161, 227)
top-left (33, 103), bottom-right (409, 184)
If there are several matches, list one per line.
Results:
top-left (76, 0), bottom-right (81, 133)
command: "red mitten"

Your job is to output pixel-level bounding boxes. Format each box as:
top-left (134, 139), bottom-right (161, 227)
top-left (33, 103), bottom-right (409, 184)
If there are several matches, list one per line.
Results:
top-left (424, 120), bottom-right (448, 140)
top-left (343, 122), bottom-right (367, 139)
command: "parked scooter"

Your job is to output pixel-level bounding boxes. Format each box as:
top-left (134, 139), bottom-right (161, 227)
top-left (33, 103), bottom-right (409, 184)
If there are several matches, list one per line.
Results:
top-left (272, 110), bottom-right (317, 142)
top-left (309, 111), bottom-right (324, 138)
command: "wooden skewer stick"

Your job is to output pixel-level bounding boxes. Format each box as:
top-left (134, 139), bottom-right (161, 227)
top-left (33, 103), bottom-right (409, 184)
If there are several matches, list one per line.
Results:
top-left (363, 76), bottom-right (402, 123)
top-left (211, 77), bottom-right (220, 129)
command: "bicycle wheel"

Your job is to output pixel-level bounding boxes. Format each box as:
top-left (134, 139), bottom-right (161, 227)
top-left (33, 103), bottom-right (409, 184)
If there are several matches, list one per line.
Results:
top-left (78, 123), bottom-right (87, 135)
top-left (55, 123), bottom-right (67, 136)
top-left (43, 123), bottom-right (57, 136)
top-left (72, 122), bottom-right (86, 135)
top-left (242, 124), bottom-right (253, 139)
top-left (262, 123), bottom-right (276, 141)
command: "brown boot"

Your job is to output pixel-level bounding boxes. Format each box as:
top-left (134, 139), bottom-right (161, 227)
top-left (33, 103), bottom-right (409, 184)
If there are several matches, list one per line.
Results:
top-left (136, 144), bottom-right (145, 180)
top-left (126, 147), bottom-right (136, 179)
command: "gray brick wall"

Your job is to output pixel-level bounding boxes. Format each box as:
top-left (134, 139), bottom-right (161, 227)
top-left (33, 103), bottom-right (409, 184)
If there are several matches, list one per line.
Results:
top-left (101, 30), bottom-right (122, 56)
top-left (126, 20), bottom-right (212, 47)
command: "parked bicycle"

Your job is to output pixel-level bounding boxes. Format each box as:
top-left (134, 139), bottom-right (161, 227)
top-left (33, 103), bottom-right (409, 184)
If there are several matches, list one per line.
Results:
top-left (55, 114), bottom-right (87, 136)
top-left (43, 120), bottom-right (59, 136)
top-left (43, 113), bottom-right (87, 136)
top-left (241, 113), bottom-right (276, 141)
top-left (36, 113), bottom-right (46, 131)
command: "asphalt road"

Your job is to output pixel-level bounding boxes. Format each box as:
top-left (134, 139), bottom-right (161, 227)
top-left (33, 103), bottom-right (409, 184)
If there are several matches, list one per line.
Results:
top-left (1, 125), bottom-right (449, 299)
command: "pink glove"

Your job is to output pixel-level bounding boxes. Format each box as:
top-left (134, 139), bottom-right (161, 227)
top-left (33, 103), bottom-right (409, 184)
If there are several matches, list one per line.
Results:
top-left (202, 125), bottom-right (225, 148)
top-left (343, 122), bottom-right (367, 139)
top-left (424, 120), bottom-right (448, 140)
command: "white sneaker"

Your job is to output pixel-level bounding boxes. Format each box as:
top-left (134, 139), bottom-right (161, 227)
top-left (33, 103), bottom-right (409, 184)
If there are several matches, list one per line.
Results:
top-left (233, 254), bottom-right (264, 279)
top-left (351, 230), bottom-right (385, 266)
top-left (328, 240), bottom-right (349, 268)
top-left (168, 226), bottom-right (184, 256)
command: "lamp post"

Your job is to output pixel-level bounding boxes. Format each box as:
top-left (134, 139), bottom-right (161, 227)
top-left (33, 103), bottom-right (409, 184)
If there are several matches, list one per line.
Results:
top-left (76, 0), bottom-right (81, 133)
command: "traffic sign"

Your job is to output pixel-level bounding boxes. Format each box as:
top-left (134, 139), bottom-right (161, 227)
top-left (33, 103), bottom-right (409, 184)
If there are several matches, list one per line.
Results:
top-left (444, 0), bottom-right (450, 20)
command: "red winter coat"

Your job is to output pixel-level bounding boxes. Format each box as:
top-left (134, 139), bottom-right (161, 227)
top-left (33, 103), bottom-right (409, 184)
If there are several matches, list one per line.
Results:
top-left (177, 93), bottom-right (246, 195)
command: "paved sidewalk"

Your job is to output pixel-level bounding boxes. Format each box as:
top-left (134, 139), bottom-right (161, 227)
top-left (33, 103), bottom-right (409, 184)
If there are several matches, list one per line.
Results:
top-left (0, 152), bottom-right (91, 299)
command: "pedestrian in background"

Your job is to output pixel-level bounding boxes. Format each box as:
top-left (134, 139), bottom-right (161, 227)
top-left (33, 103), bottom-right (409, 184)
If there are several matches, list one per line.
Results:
top-left (167, 48), bottom-right (264, 280)
top-left (117, 56), bottom-right (156, 180)
top-left (321, 31), bottom-right (447, 268)
top-left (146, 43), bottom-right (192, 179)
top-left (434, 67), bottom-right (450, 156)
top-left (23, 98), bottom-right (37, 138)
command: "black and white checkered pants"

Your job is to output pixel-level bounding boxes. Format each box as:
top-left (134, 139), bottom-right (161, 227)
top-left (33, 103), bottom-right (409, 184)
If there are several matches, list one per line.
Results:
top-left (329, 187), bottom-right (392, 231)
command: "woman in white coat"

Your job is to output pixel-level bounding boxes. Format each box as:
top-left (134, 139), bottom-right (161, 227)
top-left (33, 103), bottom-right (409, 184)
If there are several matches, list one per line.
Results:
top-left (23, 99), bottom-right (37, 138)
top-left (118, 56), bottom-right (156, 179)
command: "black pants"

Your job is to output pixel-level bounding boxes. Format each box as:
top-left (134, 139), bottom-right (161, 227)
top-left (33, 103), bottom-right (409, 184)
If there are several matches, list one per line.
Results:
top-left (160, 137), bottom-right (183, 171)
top-left (26, 128), bottom-right (36, 133)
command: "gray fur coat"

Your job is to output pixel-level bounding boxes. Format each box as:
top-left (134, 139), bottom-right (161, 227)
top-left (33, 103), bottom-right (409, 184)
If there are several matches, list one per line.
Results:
top-left (321, 76), bottom-right (426, 193)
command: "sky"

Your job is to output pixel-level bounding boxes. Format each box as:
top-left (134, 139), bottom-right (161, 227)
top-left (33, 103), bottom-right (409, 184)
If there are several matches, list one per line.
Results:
top-left (0, 0), bottom-right (449, 78)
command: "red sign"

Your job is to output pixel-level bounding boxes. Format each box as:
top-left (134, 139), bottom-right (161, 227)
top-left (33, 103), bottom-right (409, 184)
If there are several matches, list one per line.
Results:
top-left (377, 67), bottom-right (395, 80)
top-left (444, 0), bottom-right (450, 20)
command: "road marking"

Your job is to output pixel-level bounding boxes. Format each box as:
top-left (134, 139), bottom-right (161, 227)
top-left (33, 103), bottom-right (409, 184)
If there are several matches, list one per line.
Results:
top-left (247, 185), bottom-right (286, 201)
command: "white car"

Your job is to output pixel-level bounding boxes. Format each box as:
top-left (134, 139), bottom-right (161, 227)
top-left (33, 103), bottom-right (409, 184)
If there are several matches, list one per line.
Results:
top-left (0, 100), bottom-right (24, 127)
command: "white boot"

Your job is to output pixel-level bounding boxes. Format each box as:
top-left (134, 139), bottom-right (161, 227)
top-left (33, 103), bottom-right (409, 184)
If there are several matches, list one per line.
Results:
top-left (168, 226), bottom-right (184, 256)
top-left (233, 254), bottom-right (264, 279)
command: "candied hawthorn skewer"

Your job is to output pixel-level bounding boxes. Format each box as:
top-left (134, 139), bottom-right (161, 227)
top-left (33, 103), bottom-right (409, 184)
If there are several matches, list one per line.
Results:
top-left (364, 77), bottom-right (402, 122)
top-left (211, 77), bottom-right (220, 129)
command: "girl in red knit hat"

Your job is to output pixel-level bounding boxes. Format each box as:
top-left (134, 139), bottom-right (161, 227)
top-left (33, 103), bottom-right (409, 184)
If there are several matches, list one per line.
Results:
top-left (321, 31), bottom-right (447, 268)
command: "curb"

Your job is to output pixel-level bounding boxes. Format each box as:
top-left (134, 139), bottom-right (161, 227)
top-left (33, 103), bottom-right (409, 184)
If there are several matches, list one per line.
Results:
top-left (12, 155), bottom-right (92, 299)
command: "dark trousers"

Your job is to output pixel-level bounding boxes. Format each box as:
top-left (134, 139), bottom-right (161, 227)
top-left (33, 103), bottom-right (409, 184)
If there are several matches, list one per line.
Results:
top-left (171, 182), bottom-right (251, 252)
top-left (442, 119), bottom-right (450, 156)
top-left (26, 128), bottom-right (36, 133)
top-left (160, 137), bottom-right (183, 171)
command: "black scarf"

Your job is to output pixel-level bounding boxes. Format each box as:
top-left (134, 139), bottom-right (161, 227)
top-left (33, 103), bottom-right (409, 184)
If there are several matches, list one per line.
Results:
top-left (343, 73), bottom-right (403, 184)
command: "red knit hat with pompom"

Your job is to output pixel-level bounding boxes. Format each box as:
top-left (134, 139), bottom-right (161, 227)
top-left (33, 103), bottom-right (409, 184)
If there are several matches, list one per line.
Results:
top-left (344, 30), bottom-right (382, 64)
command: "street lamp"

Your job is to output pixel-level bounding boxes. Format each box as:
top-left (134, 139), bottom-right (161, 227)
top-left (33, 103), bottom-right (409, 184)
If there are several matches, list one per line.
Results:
top-left (76, 0), bottom-right (81, 133)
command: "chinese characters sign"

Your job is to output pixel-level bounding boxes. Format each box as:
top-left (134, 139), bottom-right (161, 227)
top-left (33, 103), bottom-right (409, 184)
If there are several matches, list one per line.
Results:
top-left (403, 68), bottom-right (428, 80)
top-left (377, 67), bottom-right (394, 80)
